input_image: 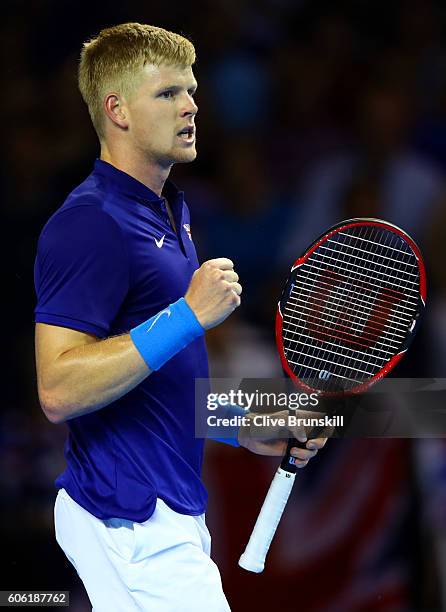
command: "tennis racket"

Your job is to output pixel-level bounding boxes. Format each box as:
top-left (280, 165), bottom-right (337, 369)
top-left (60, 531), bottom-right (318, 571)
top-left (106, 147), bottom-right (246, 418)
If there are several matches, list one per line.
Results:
top-left (238, 217), bottom-right (426, 573)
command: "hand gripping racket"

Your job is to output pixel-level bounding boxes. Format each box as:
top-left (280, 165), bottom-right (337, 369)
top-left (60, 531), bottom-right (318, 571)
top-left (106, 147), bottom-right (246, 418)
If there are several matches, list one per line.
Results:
top-left (238, 218), bottom-right (426, 573)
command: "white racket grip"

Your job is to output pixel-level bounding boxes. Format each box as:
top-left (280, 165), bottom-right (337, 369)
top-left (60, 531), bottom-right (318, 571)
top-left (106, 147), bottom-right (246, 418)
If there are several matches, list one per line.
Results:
top-left (238, 467), bottom-right (296, 573)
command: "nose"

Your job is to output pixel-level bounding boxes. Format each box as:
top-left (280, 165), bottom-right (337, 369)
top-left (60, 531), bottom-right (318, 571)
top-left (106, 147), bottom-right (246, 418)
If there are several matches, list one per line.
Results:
top-left (181, 93), bottom-right (198, 118)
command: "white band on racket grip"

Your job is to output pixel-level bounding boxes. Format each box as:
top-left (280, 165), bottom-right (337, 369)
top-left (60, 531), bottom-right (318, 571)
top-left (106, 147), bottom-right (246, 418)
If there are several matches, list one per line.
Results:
top-left (238, 467), bottom-right (296, 573)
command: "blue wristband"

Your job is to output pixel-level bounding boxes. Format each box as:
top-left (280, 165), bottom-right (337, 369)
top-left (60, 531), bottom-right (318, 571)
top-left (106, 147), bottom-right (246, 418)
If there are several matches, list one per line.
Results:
top-left (130, 298), bottom-right (204, 371)
top-left (212, 403), bottom-right (249, 447)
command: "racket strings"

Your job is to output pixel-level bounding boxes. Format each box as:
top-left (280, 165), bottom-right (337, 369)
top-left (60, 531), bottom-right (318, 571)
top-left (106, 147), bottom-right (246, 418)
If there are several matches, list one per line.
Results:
top-left (287, 285), bottom-right (410, 333)
top-left (282, 224), bottom-right (421, 392)
top-left (300, 230), bottom-right (414, 382)
top-left (286, 226), bottom-right (394, 368)
top-left (304, 286), bottom-right (404, 347)
top-left (323, 227), bottom-right (416, 355)
top-left (292, 224), bottom-right (398, 378)
top-left (312, 247), bottom-right (419, 285)
top-left (286, 227), bottom-right (418, 390)
top-left (288, 271), bottom-right (418, 315)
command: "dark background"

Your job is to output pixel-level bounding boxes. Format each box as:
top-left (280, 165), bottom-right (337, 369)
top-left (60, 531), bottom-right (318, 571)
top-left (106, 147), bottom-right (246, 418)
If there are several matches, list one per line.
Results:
top-left (3, 0), bottom-right (446, 610)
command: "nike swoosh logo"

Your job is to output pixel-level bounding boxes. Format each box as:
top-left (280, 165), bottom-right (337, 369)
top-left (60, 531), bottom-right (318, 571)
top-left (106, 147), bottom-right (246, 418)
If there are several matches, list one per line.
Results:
top-left (154, 235), bottom-right (166, 248)
top-left (146, 309), bottom-right (171, 333)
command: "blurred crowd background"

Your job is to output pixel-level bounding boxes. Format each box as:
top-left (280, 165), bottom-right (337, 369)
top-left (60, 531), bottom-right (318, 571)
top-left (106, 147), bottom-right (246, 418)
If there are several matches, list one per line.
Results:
top-left (4, 0), bottom-right (446, 610)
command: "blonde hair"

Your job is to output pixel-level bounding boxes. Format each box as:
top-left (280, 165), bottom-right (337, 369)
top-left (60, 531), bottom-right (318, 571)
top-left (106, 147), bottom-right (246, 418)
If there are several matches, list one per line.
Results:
top-left (78, 22), bottom-right (196, 138)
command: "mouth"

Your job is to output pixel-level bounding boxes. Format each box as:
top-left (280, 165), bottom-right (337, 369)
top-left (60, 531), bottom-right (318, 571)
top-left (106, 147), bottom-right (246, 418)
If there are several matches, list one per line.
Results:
top-left (177, 126), bottom-right (195, 143)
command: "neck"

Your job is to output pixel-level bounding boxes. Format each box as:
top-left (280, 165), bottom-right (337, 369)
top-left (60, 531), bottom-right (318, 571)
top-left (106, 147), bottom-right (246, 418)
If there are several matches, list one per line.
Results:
top-left (100, 143), bottom-right (172, 197)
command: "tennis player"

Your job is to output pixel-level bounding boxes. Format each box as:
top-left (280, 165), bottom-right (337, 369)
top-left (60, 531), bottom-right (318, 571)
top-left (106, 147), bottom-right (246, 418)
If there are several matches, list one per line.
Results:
top-left (34, 23), bottom-right (327, 611)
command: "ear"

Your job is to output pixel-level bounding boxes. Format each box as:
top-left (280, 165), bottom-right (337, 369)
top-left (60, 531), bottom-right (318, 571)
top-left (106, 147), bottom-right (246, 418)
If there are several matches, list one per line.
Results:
top-left (104, 93), bottom-right (129, 130)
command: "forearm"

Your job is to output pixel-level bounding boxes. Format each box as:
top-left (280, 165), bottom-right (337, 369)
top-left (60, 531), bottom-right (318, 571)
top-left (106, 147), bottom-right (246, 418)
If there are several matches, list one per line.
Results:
top-left (40, 334), bottom-right (150, 422)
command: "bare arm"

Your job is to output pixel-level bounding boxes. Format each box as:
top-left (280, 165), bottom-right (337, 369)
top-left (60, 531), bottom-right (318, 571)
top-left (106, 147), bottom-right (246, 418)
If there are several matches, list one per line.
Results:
top-left (35, 324), bottom-right (150, 423)
top-left (35, 258), bottom-right (242, 424)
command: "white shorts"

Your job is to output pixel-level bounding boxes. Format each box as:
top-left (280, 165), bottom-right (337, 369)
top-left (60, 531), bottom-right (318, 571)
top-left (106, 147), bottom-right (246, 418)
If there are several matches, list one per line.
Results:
top-left (54, 489), bottom-right (230, 612)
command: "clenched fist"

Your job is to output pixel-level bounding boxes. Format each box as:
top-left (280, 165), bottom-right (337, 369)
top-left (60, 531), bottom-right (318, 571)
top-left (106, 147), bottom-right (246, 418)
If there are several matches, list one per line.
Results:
top-left (185, 258), bottom-right (242, 330)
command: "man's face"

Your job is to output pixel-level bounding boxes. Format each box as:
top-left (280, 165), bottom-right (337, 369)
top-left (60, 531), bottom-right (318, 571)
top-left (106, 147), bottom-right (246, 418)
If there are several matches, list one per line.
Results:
top-left (126, 63), bottom-right (198, 167)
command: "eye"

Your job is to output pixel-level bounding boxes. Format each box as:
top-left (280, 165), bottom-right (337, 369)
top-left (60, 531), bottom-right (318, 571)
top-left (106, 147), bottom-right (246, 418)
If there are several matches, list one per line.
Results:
top-left (160, 90), bottom-right (174, 99)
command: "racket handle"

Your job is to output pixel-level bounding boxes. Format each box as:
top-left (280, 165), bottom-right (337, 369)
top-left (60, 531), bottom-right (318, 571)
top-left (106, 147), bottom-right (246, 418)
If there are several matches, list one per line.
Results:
top-left (238, 467), bottom-right (296, 573)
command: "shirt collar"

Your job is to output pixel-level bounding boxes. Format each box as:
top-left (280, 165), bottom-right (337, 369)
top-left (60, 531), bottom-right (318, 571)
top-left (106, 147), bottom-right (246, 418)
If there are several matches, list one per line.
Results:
top-left (93, 159), bottom-right (184, 206)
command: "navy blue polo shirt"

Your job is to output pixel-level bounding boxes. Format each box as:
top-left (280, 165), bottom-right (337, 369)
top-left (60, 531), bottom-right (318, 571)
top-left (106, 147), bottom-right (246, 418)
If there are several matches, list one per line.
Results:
top-left (34, 159), bottom-right (209, 521)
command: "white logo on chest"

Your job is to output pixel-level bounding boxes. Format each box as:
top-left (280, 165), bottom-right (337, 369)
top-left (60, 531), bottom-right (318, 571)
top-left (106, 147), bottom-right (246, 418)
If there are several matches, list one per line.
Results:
top-left (154, 234), bottom-right (166, 248)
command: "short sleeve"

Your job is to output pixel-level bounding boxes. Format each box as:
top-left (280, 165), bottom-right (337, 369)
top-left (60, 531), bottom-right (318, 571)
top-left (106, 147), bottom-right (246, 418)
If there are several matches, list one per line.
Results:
top-left (34, 206), bottom-right (130, 337)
